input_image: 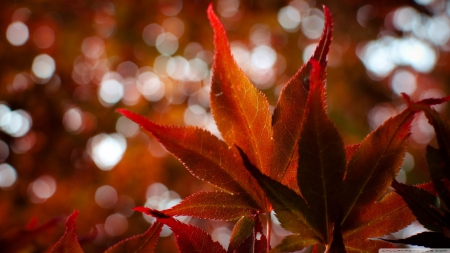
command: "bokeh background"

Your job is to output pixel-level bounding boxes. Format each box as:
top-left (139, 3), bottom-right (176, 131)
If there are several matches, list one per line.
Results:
top-left (1, 0), bottom-right (449, 251)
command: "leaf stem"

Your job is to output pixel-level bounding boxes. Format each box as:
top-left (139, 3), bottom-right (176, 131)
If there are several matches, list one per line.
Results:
top-left (266, 210), bottom-right (272, 251)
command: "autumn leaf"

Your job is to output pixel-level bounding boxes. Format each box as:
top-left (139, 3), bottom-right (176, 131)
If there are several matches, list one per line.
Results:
top-left (120, 3), bottom-right (418, 252)
top-left (243, 49), bottom-right (416, 251)
top-left (105, 221), bottom-right (162, 253)
top-left (388, 95), bottom-right (450, 248)
top-left (134, 207), bottom-right (227, 253)
top-left (227, 213), bottom-right (267, 253)
top-left (208, 3), bottom-right (273, 176)
top-left (52, 210), bottom-right (84, 253)
top-left (271, 4), bottom-right (333, 189)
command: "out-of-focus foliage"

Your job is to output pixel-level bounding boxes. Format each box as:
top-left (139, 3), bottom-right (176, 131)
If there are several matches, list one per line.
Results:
top-left (0, 0), bottom-right (449, 252)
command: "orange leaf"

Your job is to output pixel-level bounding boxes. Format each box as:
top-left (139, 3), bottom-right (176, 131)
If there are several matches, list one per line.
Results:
top-left (208, 4), bottom-right (273, 175)
top-left (118, 108), bottom-right (265, 208)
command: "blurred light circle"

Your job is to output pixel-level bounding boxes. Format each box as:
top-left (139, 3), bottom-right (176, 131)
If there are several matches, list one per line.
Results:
top-left (0, 163), bottom-right (17, 189)
top-left (142, 23), bottom-right (164, 46)
top-left (359, 39), bottom-right (396, 78)
top-left (117, 61), bottom-right (138, 77)
top-left (104, 213), bottom-right (128, 237)
top-left (278, 6), bottom-right (301, 31)
top-left (82, 36), bottom-right (105, 59)
top-left (231, 42), bottom-right (250, 71)
top-left (154, 55), bottom-right (171, 76)
top-left (116, 116), bottom-right (139, 138)
top-left (32, 54), bottom-right (56, 79)
top-left (393, 7), bottom-right (419, 32)
top-left (99, 78), bottom-right (124, 106)
top-left (166, 56), bottom-right (189, 80)
top-left (63, 108), bottom-right (84, 133)
top-left (95, 185), bottom-right (118, 208)
top-left (28, 175), bottom-right (57, 203)
top-left (122, 78), bottom-right (141, 106)
top-left (187, 58), bottom-right (208, 81)
top-left (0, 141), bottom-right (9, 163)
top-left (159, 0), bottom-right (183, 16)
top-left (184, 105), bottom-right (207, 127)
top-left (184, 42), bottom-right (203, 59)
top-left (12, 73), bottom-right (31, 92)
top-left (6, 21), bottom-right (29, 46)
top-left (426, 15), bottom-right (450, 46)
top-left (250, 24), bottom-right (271, 46)
top-left (33, 26), bottom-right (55, 49)
top-left (403, 152), bottom-right (415, 172)
top-left (137, 71), bottom-right (165, 101)
top-left (390, 70), bottom-right (417, 95)
top-left (162, 17), bottom-right (184, 38)
top-left (212, 227), bottom-right (232, 249)
top-left (88, 133), bottom-right (127, 171)
top-left (303, 43), bottom-right (317, 63)
top-left (156, 32), bottom-right (178, 55)
top-left (251, 45), bottom-right (277, 70)
top-left (367, 104), bottom-right (397, 129)
top-left (394, 37), bottom-right (436, 73)
top-left (218, 0), bottom-right (240, 18)
top-left (301, 12), bottom-right (324, 39)
top-left (0, 109), bottom-right (32, 137)
top-left (146, 182), bottom-right (168, 199)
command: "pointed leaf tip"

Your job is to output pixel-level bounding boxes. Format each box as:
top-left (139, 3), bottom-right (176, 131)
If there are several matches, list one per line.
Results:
top-left (52, 210), bottom-right (83, 253)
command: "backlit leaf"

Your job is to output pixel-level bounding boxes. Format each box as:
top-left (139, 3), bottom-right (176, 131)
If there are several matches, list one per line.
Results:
top-left (117, 108), bottom-right (265, 208)
top-left (272, 6), bottom-right (333, 185)
top-left (228, 215), bottom-right (256, 252)
top-left (342, 191), bottom-right (415, 251)
top-left (207, 4), bottom-right (273, 174)
top-left (297, 60), bottom-right (346, 243)
top-left (136, 208), bottom-right (227, 253)
top-left (341, 107), bottom-right (414, 220)
top-left (391, 180), bottom-right (447, 231)
top-left (270, 235), bottom-right (319, 253)
top-left (239, 147), bottom-right (320, 244)
top-left (105, 221), bottom-right (162, 253)
top-left (165, 191), bottom-right (258, 221)
top-left (52, 210), bottom-right (83, 253)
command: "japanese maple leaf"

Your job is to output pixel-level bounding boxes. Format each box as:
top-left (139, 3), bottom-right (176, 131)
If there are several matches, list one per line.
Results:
top-left (242, 60), bottom-right (417, 251)
top-left (118, 3), bottom-right (331, 226)
top-left (119, 3), bottom-right (416, 252)
top-left (386, 95), bottom-right (450, 248)
top-left (51, 210), bottom-right (163, 253)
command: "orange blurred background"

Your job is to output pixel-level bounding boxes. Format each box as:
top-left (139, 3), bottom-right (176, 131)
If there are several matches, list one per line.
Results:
top-left (0, 0), bottom-right (449, 251)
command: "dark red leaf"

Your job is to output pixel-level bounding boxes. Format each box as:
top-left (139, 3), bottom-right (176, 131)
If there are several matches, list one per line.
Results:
top-left (392, 180), bottom-right (448, 231)
top-left (272, 5), bottom-right (333, 188)
top-left (228, 215), bottom-right (256, 253)
top-left (51, 210), bottom-right (83, 253)
top-left (341, 107), bottom-right (414, 220)
top-left (238, 147), bottom-right (320, 243)
top-left (297, 60), bottom-right (346, 243)
top-left (145, 209), bottom-right (227, 253)
top-left (105, 221), bottom-right (162, 253)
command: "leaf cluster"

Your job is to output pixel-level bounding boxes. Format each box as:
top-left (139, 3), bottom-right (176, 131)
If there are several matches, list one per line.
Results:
top-left (386, 95), bottom-right (450, 248)
top-left (33, 4), bottom-right (450, 253)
